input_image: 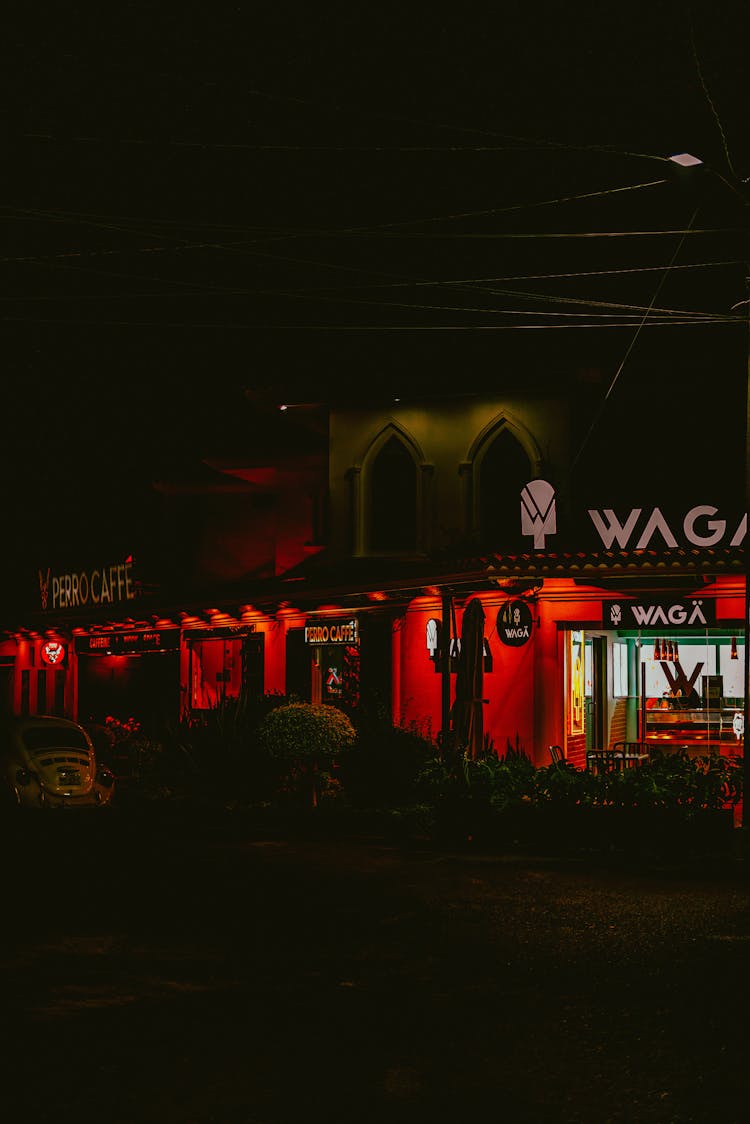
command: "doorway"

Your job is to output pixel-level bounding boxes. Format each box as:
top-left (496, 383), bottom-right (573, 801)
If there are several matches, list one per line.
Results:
top-left (585, 635), bottom-right (607, 751)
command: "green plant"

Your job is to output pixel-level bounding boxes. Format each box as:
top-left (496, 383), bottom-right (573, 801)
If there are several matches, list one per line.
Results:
top-left (533, 760), bottom-right (595, 807)
top-left (168, 692), bottom-right (295, 804)
top-left (605, 749), bottom-right (743, 814)
top-left (463, 749), bottom-right (537, 812)
top-left (258, 703), bottom-right (356, 807)
top-left (344, 718), bottom-right (437, 808)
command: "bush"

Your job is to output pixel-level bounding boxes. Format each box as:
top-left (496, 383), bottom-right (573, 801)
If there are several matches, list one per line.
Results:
top-left (259, 703), bottom-right (356, 761)
top-left (258, 703), bottom-right (356, 807)
top-left (343, 720), bottom-right (437, 808)
top-left (603, 749), bottom-right (743, 814)
top-left (412, 742), bottom-right (743, 848)
top-left (165, 693), bottom-right (295, 804)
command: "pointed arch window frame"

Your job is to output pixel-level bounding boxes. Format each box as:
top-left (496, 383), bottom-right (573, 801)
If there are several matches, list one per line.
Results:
top-left (459, 412), bottom-right (544, 543)
top-left (348, 421), bottom-right (433, 557)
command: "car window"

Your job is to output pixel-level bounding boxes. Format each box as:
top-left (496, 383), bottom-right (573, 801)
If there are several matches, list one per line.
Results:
top-left (21, 727), bottom-right (90, 752)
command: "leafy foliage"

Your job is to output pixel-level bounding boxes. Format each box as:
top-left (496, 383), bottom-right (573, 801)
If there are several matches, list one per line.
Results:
top-left (600, 748), bottom-right (743, 813)
top-left (343, 714), bottom-right (437, 808)
top-left (258, 702), bottom-right (356, 762)
top-left (257, 702), bottom-right (357, 807)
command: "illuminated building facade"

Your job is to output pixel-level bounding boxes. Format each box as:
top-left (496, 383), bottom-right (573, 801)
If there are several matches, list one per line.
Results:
top-left (1, 371), bottom-right (746, 771)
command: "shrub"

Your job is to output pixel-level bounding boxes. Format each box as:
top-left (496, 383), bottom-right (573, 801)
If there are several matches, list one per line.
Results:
top-left (168, 692), bottom-right (295, 803)
top-left (259, 702), bottom-right (356, 761)
top-left (344, 720), bottom-right (437, 808)
top-left (258, 703), bottom-right (356, 807)
top-left (604, 749), bottom-right (743, 814)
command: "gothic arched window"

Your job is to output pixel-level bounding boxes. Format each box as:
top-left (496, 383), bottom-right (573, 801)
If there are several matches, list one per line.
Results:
top-left (369, 435), bottom-right (417, 551)
top-left (478, 429), bottom-right (531, 550)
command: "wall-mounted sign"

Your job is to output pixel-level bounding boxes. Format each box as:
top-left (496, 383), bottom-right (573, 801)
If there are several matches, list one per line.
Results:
top-left (426, 618), bottom-right (441, 659)
top-left (588, 506), bottom-right (746, 551)
top-left (602, 598), bottom-right (716, 630)
top-left (75, 629), bottom-right (180, 654)
top-left (325, 665), bottom-right (343, 697)
top-left (183, 625), bottom-right (256, 641)
top-left (41, 640), bottom-right (67, 666)
top-left (518, 481), bottom-right (747, 553)
top-left (38, 560), bottom-right (136, 611)
top-left (568, 630), bottom-right (585, 735)
top-left (304, 618), bottom-right (359, 646)
top-left (497, 600), bottom-right (533, 647)
top-left (521, 479), bottom-right (557, 549)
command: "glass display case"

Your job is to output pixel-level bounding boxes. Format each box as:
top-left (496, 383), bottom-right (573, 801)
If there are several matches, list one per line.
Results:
top-left (644, 703), bottom-right (744, 751)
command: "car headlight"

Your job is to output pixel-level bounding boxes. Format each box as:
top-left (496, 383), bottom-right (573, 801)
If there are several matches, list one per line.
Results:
top-left (96, 767), bottom-right (115, 788)
top-left (15, 768), bottom-right (32, 787)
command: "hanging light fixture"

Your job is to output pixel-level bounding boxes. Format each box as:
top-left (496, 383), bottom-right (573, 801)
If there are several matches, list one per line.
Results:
top-left (654, 637), bottom-right (662, 661)
top-left (673, 639), bottom-right (679, 662)
top-left (667, 640), bottom-right (674, 662)
top-left (731, 636), bottom-right (738, 660)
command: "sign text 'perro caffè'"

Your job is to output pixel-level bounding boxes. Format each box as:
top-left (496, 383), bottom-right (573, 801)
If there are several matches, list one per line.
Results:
top-left (38, 560), bottom-right (136, 611)
top-left (304, 618), bottom-right (359, 646)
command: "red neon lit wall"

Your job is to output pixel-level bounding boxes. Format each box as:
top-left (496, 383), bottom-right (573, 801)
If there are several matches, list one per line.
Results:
top-left (395, 594), bottom-right (539, 760)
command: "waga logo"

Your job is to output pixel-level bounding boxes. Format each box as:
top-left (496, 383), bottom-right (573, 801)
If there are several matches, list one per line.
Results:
top-left (521, 479), bottom-right (557, 549)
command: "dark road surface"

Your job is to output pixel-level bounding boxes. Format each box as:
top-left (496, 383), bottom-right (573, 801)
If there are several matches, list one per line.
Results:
top-left (1, 812), bottom-right (748, 1123)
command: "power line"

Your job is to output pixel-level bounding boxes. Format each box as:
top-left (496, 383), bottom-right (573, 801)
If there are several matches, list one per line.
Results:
top-left (0, 314), bottom-right (739, 332)
top-left (571, 206), bottom-right (703, 469)
top-left (315, 228), bottom-right (742, 240)
top-left (0, 177), bottom-right (671, 253)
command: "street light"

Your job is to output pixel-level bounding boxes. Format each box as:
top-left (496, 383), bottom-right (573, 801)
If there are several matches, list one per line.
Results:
top-left (666, 152), bottom-right (748, 826)
top-left (668, 153), bottom-right (704, 168)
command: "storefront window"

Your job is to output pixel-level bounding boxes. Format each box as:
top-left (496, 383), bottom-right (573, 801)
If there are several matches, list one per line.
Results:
top-left (613, 641), bottom-right (628, 697)
top-left (312, 644), bottom-right (360, 712)
top-left (191, 639), bottom-right (238, 709)
top-left (615, 632), bottom-right (744, 755)
top-left (567, 630), bottom-right (585, 735)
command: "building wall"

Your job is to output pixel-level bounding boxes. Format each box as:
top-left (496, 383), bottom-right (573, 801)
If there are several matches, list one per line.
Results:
top-left (395, 591), bottom-right (538, 760)
top-left (328, 396), bottom-right (570, 556)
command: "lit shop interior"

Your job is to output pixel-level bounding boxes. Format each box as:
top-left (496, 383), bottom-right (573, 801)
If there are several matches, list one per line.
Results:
top-left (575, 629), bottom-right (745, 756)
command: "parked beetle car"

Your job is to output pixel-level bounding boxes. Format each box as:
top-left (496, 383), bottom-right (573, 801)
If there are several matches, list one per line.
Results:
top-left (0, 715), bottom-right (115, 809)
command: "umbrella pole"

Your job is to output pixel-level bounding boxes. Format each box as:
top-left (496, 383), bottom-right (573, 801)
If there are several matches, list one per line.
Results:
top-left (441, 593), bottom-right (453, 756)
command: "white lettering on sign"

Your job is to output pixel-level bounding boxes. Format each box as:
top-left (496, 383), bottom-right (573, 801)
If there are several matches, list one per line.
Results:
top-left (304, 619), bottom-right (359, 645)
top-left (44, 561), bottom-right (136, 611)
top-left (588, 506), bottom-right (746, 550)
top-left (629, 600), bottom-right (707, 627)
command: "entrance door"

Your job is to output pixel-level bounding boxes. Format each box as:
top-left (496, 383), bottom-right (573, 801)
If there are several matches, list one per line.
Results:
top-left (189, 634), bottom-right (265, 711)
top-left (585, 636), bottom-right (607, 751)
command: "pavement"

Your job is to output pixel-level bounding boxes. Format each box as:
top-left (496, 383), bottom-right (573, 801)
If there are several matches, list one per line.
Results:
top-left (1, 812), bottom-right (749, 1123)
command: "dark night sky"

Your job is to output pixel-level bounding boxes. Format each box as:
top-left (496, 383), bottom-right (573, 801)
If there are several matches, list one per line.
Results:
top-left (2, 2), bottom-right (749, 595)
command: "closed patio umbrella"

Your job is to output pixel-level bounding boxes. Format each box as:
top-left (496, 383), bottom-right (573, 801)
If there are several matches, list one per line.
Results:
top-left (452, 598), bottom-right (486, 759)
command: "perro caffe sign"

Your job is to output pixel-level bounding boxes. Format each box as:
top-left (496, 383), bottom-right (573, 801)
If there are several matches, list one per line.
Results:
top-left (38, 560), bottom-right (136, 611)
top-left (304, 617), bottom-right (359, 646)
